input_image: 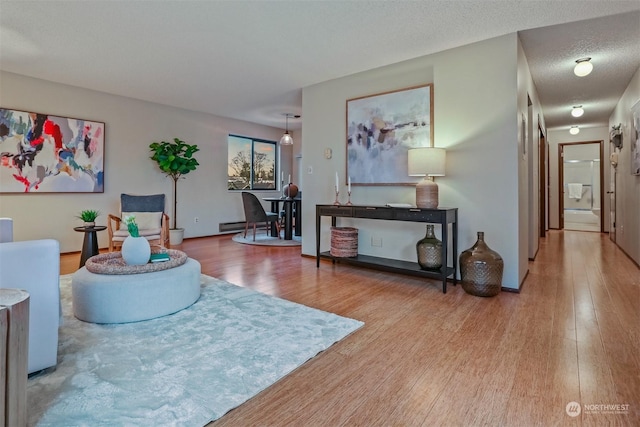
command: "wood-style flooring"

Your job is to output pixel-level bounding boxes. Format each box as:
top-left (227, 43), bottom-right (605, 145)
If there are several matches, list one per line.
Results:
top-left (59, 230), bottom-right (640, 426)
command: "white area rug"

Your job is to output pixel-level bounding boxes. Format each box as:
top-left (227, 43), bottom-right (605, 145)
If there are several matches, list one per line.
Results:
top-left (232, 230), bottom-right (301, 246)
top-left (28, 274), bottom-right (363, 426)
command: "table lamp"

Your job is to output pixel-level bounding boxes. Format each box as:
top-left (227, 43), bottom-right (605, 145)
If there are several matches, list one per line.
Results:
top-left (408, 147), bottom-right (446, 208)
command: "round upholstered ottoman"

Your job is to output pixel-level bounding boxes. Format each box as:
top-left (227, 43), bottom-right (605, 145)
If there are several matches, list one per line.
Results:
top-left (71, 258), bottom-right (201, 323)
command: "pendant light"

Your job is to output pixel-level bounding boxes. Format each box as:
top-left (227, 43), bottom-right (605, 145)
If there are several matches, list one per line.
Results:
top-left (280, 114), bottom-right (294, 145)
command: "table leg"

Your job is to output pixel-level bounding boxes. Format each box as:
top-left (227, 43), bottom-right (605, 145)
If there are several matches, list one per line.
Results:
top-left (316, 210), bottom-right (321, 267)
top-left (79, 230), bottom-right (99, 268)
top-left (442, 223), bottom-right (448, 294)
top-left (269, 201), bottom-right (279, 237)
top-left (294, 200), bottom-right (302, 236)
top-left (284, 202), bottom-right (293, 240)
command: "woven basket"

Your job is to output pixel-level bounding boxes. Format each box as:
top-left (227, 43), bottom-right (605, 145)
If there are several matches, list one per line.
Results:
top-left (330, 227), bottom-right (358, 257)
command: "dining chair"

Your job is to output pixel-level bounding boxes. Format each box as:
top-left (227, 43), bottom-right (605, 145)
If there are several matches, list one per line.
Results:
top-left (107, 193), bottom-right (170, 251)
top-left (241, 192), bottom-right (281, 241)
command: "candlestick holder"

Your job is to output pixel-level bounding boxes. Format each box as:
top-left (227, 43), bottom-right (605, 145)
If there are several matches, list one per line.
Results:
top-left (333, 190), bottom-right (341, 206)
top-left (346, 190), bottom-right (352, 206)
top-left (281, 180), bottom-right (286, 199)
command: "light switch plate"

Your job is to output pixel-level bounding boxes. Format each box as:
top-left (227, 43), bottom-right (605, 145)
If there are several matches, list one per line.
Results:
top-left (324, 148), bottom-right (332, 159)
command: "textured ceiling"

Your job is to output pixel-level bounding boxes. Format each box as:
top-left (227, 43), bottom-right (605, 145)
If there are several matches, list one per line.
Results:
top-left (1, 1), bottom-right (639, 132)
top-left (520, 11), bottom-right (640, 130)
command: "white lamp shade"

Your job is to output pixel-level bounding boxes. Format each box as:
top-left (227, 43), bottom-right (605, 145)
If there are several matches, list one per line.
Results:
top-left (408, 147), bottom-right (446, 177)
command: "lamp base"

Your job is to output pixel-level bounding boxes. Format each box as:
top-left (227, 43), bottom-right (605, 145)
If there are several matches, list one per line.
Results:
top-left (416, 178), bottom-right (439, 208)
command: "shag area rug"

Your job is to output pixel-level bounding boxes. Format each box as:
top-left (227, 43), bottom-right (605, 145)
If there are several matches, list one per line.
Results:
top-left (232, 230), bottom-right (301, 246)
top-left (28, 274), bottom-right (363, 426)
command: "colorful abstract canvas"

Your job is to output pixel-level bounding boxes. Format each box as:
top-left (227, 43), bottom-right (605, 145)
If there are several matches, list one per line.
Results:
top-left (346, 84), bottom-right (433, 185)
top-left (0, 108), bottom-right (104, 192)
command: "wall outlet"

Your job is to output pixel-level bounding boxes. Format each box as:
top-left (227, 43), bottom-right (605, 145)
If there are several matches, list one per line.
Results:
top-left (371, 236), bottom-right (382, 247)
top-left (194, 217), bottom-right (199, 223)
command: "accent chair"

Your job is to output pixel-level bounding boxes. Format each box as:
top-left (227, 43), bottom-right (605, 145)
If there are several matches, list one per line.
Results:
top-left (107, 193), bottom-right (170, 251)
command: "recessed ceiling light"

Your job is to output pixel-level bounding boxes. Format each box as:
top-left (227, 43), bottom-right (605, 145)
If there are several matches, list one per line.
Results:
top-left (571, 106), bottom-right (584, 118)
top-left (569, 126), bottom-right (580, 135)
top-left (574, 58), bottom-right (593, 77)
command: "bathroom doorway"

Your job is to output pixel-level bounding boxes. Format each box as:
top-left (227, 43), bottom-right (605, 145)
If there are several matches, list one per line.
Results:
top-left (559, 141), bottom-right (604, 232)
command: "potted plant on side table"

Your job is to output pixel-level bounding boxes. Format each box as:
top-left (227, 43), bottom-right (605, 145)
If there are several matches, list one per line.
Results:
top-left (149, 138), bottom-right (199, 245)
top-left (76, 209), bottom-right (100, 227)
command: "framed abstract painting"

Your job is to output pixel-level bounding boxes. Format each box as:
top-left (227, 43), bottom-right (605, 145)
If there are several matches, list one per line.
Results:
top-left (0, 108), bottom-right (105, 193)
top-left (346, 84), bottom-right (433, 185)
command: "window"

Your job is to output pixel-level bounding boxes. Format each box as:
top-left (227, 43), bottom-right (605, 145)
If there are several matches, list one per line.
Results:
top-left (227, 135), bottom-right (277, 191)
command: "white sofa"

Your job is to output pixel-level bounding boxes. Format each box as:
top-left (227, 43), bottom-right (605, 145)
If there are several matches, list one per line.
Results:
top-left (0, 239), bottom-right (61, 374)
top-left (0, 218), bottom-right (13, 242)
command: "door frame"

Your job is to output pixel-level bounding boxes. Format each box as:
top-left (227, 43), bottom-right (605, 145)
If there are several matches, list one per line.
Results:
top-left (609, 144), bottom-right (617, 242)
top-left (558, 140), bottom-right (604, 232)
top-left (539, 125), bottom-right (548, 237)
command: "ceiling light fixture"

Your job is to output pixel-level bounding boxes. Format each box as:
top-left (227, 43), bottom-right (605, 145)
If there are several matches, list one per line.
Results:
top-left (571, 106), bottom-right (584, 118)
top-left (279, 113), bottom-right (300, 146)
top-left (280, 114), bottom-right (294, 145)
top-left (574, 58), bottom-right (593, 77)
top-left (569, 126), bottom-right (580, 135)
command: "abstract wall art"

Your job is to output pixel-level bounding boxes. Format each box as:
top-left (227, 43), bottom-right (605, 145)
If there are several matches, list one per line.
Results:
top-left (0, 108), bottom-right (104, 193)
top-left (346, 84), bottom-right (433, 185)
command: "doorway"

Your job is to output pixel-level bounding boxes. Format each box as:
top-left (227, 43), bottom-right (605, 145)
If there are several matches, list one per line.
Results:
top-left (559, 141), bottom-right (604, 232)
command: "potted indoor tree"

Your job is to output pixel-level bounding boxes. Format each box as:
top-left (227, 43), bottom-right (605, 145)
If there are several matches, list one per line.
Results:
top-left (149, 138), bottom-right (199, 245)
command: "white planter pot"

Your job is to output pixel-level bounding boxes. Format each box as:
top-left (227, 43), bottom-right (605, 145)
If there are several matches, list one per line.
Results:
top-left (121, 235), bottom-right (151, 265)
top-left (169, 228), bottom-right (184, 246)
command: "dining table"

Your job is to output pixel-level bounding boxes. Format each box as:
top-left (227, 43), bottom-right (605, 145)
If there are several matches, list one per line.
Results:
top-left (263, 196), bottom-right (301, 240)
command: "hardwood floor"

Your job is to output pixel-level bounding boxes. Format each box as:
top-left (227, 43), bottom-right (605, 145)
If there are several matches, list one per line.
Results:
top-left (59, 230), bottom-right (640, 426)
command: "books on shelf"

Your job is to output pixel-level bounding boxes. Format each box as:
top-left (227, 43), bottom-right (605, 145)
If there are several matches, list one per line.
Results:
top-left (149, 253), bottom-right (171, 263)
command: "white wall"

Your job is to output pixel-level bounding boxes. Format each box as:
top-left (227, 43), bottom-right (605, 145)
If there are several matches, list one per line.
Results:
top-left (548, 126), bottom-right (610, 231)
top-left (517, 36), bottom-right (546, 273)
top-left (0, 71), bottom-right (292, 253)
top-left (608, 66), bottom-right (640, 265)
top-left (301, 34), bottom-right (524, 289)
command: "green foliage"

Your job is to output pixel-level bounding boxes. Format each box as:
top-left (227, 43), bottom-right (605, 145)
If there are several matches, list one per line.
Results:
top-left (149, 138), bottom-right (199, 181)
top-left (149, 138), bottom-right (200, 229)
top-left (124, 215), bottom-right (140, 238)
top-left (76, 209), bottom-right (100, 222)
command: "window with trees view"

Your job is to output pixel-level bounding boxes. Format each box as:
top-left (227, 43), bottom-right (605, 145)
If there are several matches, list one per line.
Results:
top-left (227, 135), bottom-right (277, 191)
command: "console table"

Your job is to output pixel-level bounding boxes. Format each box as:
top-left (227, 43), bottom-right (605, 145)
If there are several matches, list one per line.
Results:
top-left (315, 205), bottom-right (458, 293)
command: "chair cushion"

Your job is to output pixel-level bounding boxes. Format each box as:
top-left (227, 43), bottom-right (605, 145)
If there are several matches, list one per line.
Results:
top-left (119, 212), bottom-right (163, 231)
top-left (121, 194), bottom-right (165, 212)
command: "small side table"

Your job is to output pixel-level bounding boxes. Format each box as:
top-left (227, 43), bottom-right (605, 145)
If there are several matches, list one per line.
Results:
top-left (74, 226), bottom-right (107, 268)
top-left (1, 288), bottom-right (29, 427)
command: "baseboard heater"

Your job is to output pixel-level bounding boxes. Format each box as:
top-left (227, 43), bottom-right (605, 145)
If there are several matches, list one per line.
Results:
top-left (219, 221), bottom-right (246, 233)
